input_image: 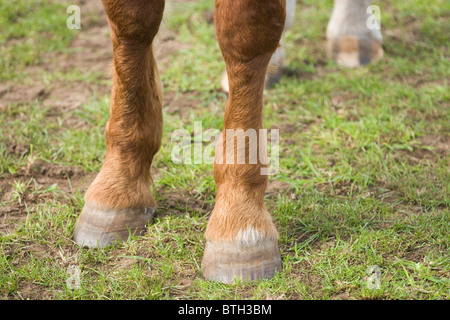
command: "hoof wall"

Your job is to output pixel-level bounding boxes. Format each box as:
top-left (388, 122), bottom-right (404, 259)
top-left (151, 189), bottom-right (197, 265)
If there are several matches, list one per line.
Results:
top-left (73, 202), bottom-right (154, 248)
top-left (201, 240), bottom-right (282, 283)
top-left (327, 36), bottom-right (384, 68)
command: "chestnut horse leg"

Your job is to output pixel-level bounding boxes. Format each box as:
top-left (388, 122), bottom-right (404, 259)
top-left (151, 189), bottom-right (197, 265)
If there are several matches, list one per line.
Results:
top-left (201, 0), bottom-right (285, 283)
top-left (73, 0), bottom-right (165, 247)
top-left (220, 0), bottom-right (295, 93)
top-left (327, 0), bottom-right (384, 67)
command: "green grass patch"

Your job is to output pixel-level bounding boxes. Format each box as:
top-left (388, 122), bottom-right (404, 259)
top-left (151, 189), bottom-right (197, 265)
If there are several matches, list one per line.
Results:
top-left (0, 0), bottom-right (448, 299)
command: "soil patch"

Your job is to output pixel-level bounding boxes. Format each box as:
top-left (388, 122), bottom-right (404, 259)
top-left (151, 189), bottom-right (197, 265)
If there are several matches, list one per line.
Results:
top-left (401, 134), bottom-right (450, 163)
top-left (0, 161), bottom-right (95, 234)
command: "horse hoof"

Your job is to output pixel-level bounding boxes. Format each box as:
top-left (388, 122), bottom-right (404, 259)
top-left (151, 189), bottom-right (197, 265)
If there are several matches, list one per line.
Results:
top-left (201, 239), bottom-right (282, 283)
top-left (327, 36), bottom-right (384, 68)
top-left (73, 201), bottom-right (154, 248)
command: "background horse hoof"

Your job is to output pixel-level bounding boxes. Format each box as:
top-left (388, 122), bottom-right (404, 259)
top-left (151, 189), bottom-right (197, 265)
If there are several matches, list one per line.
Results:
top-left (327, 35), bottom-right (384, 68)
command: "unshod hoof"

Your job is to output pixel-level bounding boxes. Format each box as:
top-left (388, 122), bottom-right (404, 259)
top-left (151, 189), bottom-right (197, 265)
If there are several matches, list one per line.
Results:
top-left (201, 239), bottom-right (282, 283)
top-left (327, 36), bottom-right (384, 68)
top-left (73, 201), bottom-right (154, 248)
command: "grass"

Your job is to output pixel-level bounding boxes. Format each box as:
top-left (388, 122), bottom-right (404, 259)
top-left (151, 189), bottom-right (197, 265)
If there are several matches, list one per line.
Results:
top-left (0, 0), bottom-right (449, 300)
top-left (0, 0), bottom-right (74, 82)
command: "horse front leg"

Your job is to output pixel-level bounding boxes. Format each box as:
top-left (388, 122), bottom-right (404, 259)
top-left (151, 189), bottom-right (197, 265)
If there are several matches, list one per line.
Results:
top-left (202, 0), bottom-right (286, 283)
top-left (73, 0), bottom-right (165, 247)
top-left (220, 0), bottom-right (295, 92)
